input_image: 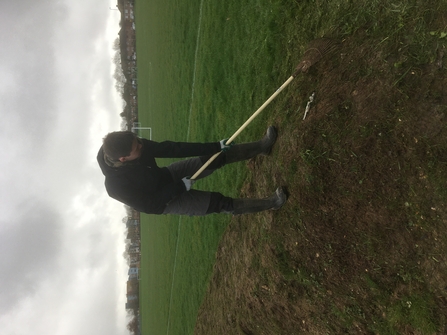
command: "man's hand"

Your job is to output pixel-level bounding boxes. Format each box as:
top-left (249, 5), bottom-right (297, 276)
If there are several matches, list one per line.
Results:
top-left (220, 138), bottom-right (234, 152)
top-left (182, 177), bottom-right (195, 191)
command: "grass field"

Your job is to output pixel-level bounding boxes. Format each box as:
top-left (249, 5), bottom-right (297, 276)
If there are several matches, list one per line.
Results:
top-left (134, 0), bottom-right (447, 334)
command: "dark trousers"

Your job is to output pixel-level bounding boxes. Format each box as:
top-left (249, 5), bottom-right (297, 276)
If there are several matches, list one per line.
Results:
top-left (163, 157), bottom-right (230, 216)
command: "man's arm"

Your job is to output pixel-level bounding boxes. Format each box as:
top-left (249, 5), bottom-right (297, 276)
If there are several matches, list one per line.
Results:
top-left (106, 177), bottom-right (188, 215)
top-left (142, 139), bottom-right (221, 158)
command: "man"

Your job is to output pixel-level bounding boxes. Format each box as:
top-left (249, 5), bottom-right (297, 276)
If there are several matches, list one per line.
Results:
top-left (97, 126), bottom-right (287, 216)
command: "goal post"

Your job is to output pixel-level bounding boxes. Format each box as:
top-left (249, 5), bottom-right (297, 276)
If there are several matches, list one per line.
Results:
top-left (131, 122), bottom-right (152, 140)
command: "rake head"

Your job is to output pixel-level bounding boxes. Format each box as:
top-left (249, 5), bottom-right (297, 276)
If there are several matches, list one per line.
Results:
top-left (295, 38), bottom-right (340, 74)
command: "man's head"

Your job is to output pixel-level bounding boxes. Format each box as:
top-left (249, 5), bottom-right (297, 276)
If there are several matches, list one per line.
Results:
top-left (103, 131), bottom-right (143, 162)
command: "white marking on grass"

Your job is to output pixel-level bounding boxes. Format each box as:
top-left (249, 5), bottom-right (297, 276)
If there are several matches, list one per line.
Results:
top-left (166, 216), bottom-right (182, 335)
top-left (186, 0), bottom-right (204, 141)
top-left (166, 1), bottom-right (204, 334)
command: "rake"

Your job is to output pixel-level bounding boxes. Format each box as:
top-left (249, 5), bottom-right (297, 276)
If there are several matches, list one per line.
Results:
top-left (191, 38), bottom-right (339, 180)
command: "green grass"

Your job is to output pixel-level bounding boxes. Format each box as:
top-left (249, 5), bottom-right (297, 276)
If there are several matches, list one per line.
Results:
top-left (134, 0), bottom-right (290, 331)
top-left (133, 0), bottom-right (447, 334)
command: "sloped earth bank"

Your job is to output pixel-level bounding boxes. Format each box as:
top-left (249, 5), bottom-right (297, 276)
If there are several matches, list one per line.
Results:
top-left (195, 33), bottom-right (447, 334)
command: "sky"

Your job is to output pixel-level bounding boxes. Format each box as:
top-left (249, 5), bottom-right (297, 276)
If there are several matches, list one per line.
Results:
top-left (0, 1), bottom-right (130, 334)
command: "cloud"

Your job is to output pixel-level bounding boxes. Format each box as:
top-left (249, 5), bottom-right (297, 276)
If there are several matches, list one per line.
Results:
top-left (0, 199), bottom-right (63, 312)
top-left (0, 192), bottom-right (127, 335)
top-left (0, 2), bottom-right (64, 166)
top-left (0, 0), bottom-right (127, 334)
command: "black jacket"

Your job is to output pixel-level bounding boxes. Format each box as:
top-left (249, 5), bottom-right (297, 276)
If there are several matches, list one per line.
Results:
top-left (97, 138), bottom-right (221, 214)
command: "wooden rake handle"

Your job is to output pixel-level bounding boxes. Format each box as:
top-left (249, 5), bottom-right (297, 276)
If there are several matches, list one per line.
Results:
top-left (191, 68), bottom-right (302, 180)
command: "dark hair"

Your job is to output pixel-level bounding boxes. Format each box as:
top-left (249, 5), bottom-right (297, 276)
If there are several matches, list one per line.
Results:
top-left (102, 131), bottom-right (137, 160)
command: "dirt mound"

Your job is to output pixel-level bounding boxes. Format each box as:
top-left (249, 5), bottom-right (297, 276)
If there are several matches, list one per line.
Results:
top-left (195, 34), bottom-right (447, 334)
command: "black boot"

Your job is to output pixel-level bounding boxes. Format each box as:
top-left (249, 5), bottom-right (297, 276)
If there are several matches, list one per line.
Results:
top-left (232, 187), bottom-right (287, 214)
top-left (225, 126), bottom-right (277, 164)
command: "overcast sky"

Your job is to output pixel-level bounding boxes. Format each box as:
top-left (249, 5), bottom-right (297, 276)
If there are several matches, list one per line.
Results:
top-left (0, 1), bottom-right (129, 334)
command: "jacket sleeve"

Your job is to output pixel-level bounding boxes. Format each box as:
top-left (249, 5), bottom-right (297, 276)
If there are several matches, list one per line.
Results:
top-left (105, 176), bottom-right (187, 215)
top-left (140, 180), bottom-right (187, 214)
top-left (142, 139), bottom-right (221, 158)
